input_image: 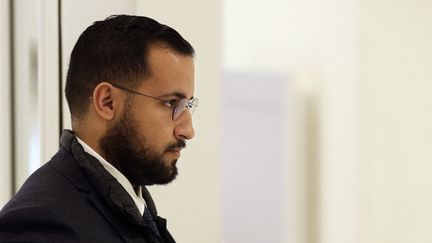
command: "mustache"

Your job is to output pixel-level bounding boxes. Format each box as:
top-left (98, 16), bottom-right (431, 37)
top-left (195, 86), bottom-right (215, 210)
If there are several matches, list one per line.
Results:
top-left (165, 139), bottom-right (186, 151)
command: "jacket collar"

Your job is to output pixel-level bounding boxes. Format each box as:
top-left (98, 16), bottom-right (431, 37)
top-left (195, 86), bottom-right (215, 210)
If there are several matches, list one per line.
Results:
top-left (60, 130), bottom-right (144, 224)
top-left (59, 129), bottom-right (173, 242)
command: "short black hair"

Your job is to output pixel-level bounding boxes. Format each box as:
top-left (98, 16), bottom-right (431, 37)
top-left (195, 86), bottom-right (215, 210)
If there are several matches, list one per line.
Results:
top-left (65, 15), bottom-right (195, 119)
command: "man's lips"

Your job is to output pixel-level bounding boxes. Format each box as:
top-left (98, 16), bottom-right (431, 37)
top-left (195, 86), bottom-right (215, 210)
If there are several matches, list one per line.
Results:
top-left (167, 147), bottom-right (182, 158)
top-left (166, 140), bottom-right (186, 159)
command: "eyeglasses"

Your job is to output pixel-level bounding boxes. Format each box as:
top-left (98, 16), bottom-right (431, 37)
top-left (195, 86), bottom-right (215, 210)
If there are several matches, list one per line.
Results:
top-left (111, 84), bottom-right (198, 121)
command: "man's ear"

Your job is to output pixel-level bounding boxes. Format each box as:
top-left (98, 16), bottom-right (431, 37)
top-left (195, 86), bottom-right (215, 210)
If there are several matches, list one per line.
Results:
top-left (91, 82), bottom-right (118, 121)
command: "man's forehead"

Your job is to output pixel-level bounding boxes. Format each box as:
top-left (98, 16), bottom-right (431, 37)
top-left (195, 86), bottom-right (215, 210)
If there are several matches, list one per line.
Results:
top-left (159, 91), bottom-right (195, 100)
top-left (139, 47), bottom-right (195, 99)
top-left (141, 82), bottom-right (195, 100)
top-left (147, 45), bottom-right (193, 65)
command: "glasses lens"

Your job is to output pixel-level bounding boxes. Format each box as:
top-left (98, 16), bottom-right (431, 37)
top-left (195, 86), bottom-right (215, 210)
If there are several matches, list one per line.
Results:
top-left (172, 98), bottom-right (199, 120)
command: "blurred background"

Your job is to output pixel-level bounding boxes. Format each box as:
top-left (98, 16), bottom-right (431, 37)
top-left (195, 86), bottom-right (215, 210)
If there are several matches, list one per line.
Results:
top-left (1, 0), bottom-right (432, 242)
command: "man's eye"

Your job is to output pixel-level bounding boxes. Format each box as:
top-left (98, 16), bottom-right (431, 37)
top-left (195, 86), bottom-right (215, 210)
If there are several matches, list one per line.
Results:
top-left (164, 99), bottom-right (178, 107)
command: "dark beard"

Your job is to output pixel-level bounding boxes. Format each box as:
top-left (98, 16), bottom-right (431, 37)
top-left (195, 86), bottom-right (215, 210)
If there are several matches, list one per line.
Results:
top-left (99, 105), bottom-right (184, 185)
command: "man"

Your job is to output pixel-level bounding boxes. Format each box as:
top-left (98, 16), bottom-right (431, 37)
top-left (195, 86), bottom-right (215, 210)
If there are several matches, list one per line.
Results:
top-left (0, 15), bottom-right (197, 242)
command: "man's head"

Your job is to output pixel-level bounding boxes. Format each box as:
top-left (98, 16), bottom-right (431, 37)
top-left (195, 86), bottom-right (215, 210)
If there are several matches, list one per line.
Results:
top-left (65, 15), bottom-right (196, 185)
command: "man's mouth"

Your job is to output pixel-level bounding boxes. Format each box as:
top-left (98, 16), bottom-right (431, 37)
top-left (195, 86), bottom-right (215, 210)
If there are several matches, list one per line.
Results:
top-left (166, 140), bottom-right (186, 158)
top-left (167, 147), bottom-right (181, 158)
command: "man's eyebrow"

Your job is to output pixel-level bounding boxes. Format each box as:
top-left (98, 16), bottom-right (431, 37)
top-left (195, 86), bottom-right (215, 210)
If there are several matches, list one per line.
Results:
top-left (160, 92), bottom-right (194, 100)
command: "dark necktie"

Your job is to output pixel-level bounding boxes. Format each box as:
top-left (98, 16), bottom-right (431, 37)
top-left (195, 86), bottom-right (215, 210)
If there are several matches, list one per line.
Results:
top-left (143, 207), bottom-right (160, 237)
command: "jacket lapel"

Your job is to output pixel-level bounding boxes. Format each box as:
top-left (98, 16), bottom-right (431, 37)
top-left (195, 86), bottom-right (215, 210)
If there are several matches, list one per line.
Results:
top-left (87, 192), bottom-right (146, 243)
top-left (142, 187), bottom-right (176, 243)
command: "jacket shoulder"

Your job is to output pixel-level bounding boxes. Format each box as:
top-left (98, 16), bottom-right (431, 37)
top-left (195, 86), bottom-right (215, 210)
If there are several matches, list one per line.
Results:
top-left (0, 205), bottom-right (79, 242)
top-left (4, 148), bottom-right (89, 210)
top-left (0, 148), bottom-right (123, 242)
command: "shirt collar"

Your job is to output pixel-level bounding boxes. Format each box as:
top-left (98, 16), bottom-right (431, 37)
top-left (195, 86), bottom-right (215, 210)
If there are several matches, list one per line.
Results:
top-left (75, 136), bottom-right (146, 215)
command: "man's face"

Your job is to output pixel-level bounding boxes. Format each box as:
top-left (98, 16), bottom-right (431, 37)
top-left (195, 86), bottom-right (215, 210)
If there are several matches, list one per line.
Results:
top-left (100, 46), bottom-right (195, 185)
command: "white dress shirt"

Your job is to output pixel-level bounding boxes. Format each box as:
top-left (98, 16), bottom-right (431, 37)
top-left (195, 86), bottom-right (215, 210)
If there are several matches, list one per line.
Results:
top-left (76, 136), bottom-right (146, 215)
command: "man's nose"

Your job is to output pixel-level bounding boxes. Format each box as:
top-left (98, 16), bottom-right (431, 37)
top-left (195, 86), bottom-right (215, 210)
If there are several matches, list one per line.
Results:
top-left (174, 111), bottom-right (195, 140)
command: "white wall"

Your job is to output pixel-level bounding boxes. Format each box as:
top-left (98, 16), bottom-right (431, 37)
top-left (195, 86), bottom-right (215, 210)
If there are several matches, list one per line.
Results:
top-left (223, 0), bottom-right (358, 241)
top-left (224, 0), bottom-right (432, 242)
top-left (37, 0), bottom-right (60, 171)
top-left (11, 0), bottom-right (61, 191)
top-left (136, 1), bottom-right (222, 242)
top-left (0, 0), bottom-right (12, 207)
top-left (359, 0), bottom-right (432, 242)
top-left (12, 0), bottom-right (42, 190)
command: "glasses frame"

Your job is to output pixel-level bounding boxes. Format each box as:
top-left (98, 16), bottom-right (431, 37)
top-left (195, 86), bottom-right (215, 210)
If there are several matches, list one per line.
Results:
top-left (111, 84), bottom-right (198, 121)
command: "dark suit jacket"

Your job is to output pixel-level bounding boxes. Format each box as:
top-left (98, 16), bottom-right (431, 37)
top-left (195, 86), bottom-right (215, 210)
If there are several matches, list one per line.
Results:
top-left (0, 130), bottom-right (175, 243)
